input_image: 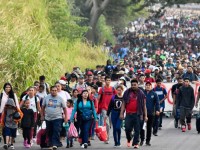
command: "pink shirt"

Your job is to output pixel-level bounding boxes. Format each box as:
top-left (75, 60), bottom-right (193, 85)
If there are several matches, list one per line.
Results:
top-left (66, 107), bottom-right (73, 121)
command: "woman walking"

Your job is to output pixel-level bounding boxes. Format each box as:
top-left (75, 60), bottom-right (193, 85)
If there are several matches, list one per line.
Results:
top-left (70, 90), bottom-right (97, 149)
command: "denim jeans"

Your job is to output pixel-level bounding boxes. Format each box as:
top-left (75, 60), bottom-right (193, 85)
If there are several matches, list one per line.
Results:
top-left (80, 119), bottom-right (92, 144)
top-left (46, 118), bottom-right (63, 147)
top-left (125, 113), bottom-right (140, 145)
top-left (111, 110), bottom-right (121, 145)
top-left (99, 109), bottom-right (110, 141)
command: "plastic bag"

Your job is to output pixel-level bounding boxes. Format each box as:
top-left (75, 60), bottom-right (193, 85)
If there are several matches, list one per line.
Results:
top-left (68, 123), bottom-right (78, 138)
top-left (95, 122), bottom-right (108, 142)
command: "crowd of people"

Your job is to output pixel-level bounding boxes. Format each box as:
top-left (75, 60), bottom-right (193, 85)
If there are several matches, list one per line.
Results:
top-left (0, 8), bottom-right (200, 150)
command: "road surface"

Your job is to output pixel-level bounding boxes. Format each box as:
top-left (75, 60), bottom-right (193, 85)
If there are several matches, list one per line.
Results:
top-left (2, 118), bottom-right (200, 150)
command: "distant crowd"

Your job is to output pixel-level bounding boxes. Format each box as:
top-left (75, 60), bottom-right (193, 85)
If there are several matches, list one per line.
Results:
top-left (0, 9), bottom-right (200, 150)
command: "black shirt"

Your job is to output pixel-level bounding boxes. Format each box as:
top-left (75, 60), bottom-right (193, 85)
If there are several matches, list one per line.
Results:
top-left (107, 95), bottom-right (123, 116)
top-left (21, 108), bottom-right (34, 128)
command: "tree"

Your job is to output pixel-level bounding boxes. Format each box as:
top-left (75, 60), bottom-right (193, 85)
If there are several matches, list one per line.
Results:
top-left (74, 0), bottom-right (200, 44)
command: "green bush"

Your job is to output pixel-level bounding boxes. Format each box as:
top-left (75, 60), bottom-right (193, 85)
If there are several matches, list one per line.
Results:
top-left (0, 0), bottom-right (108, 94)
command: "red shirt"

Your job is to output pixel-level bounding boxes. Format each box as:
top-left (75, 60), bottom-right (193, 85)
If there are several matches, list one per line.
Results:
top-left (144, 77), bottom-right (155, 83)
top-left (89, 94), bottom-right (98, 112)
top-left (126, 92), bottom-right (138, 114)
top-left (98, 86), bottom-right (117, 111)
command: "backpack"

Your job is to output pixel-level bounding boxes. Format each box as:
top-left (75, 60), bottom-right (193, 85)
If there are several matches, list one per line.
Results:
top-left (76, 99), bottom-right (93, 119)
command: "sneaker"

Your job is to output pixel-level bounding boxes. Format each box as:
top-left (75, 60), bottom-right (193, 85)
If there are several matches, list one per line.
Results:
top-left (81, 144), bottom-right (85, 148)
top-left (187, 123), bottom-right (191, 130)
top-left (70, 143), bottom-right (73, 147)
top-left (117, 144), bottom-right (121, 147)
top-left (133, 144), bottom-right (139, 149)
top-left (25, 144), bottom-right (31, 148)
top-left (3, 144), bottom-right (8, 150)
top-left (182, 125), bottom-right (186, 132)
top-left (84, 143), bottom-right (88, 149)
top-left (33, 138), bottom-right (37, 143)
top-left (104, 140), bottom-right (109, 144)
top-left (153, 132), bottom-right (158, 136)
top-left (10, 144), bottom-right (15, 149)
top-left (127, 141), bottom-right (131, 147)
top-left (140, 141), bottom-right (144, 146)
top-left (23, 140), bottom-right (27, 147)
top-left (52, 146), bottom-right (58, 150)
top-left (114, 144), bottom-right (118, 148)
top-left (88, 141), bottom-right (91, 146)
top-left (146, 142), bottom-right (151, 146)
top-left (158, 127), bottom-right (162, 130)
top-left (66, 144), bottom-right (69, 148)
top-left (91, 136), bottom-right (95, 140)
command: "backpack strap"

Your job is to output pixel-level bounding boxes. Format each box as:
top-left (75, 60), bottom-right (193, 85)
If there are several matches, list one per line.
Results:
top-left (35, 96), bottom-right (38, 111)
top-left (25, 94), bottom-right (38, 111)
top-left (0, 93), bottom-right (3, 107)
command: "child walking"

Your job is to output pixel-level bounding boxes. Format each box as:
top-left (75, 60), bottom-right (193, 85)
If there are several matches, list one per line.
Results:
top-left (107, 85), bottom-right (124, 148)
top-left (21, 99), bottom-right (34, 148)
top-left (1, 98), bottom-right (23, 149)
top-left (66, 99), bottom-right (74, 148)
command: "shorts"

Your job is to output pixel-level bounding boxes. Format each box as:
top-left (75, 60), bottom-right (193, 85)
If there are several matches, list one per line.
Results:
top-left (3, 127), bottom-right (17, 138)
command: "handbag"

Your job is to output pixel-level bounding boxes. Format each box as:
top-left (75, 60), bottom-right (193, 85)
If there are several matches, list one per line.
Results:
top-left (81, 101), bottom-right (93, 121)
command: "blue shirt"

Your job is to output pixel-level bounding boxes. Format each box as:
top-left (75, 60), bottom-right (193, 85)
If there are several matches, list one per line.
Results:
top-left (144, 90), bottom-right (160, 115)
top-left (70, 100), bottom-right (97, 121)
top-left (153, 87), bottom-right (167, 108)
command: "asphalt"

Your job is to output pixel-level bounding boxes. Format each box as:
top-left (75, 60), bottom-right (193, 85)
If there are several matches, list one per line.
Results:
top-left (1, 118), bottom-right (200, 150)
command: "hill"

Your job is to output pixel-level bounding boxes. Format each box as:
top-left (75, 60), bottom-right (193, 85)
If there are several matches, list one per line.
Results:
top-left (0, 0), bottom-right (108, 93)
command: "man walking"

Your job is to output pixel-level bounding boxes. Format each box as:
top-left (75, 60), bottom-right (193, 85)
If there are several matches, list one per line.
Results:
top-left (41, 86), bottom-right (68, 150)
top-left (140, 82), bottom-right (160, 146)
top-left (153, 78), bottom-right (167, 135)
top-left (120, 79), bottom-right (147, 149)
top-left (177, 78), bottom-right (195, 132)
top-left (98, 76), bottom-right (117, 144)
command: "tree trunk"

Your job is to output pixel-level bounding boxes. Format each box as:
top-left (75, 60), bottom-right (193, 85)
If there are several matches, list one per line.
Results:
top-left (85, 0), bottom-right (111, 44)
top-left (86, 8), bottom-right (101, 44)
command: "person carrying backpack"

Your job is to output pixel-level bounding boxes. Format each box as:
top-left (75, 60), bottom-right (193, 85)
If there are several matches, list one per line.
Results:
top-left (39, 75), bottom-right (50, 95)
top-left (153, 78), bottom-right (167, 135)
top-left (70, 90), bottom-right (97, 149)
top-left (20, 86), bottom-right (41, 144)
top-left (98, 76), bottom-right (117, 144)
top-left (1, 98), bottom-right (23, 150)
top-left (0, 83), bottom-right (20, 145)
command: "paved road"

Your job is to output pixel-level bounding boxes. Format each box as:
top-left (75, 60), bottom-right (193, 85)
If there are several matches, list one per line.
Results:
top-left (1, 118), bottom-right (200, 150)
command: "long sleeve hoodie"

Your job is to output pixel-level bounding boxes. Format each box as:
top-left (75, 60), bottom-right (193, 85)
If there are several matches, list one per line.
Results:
top-left (177, 85), bottom-right (195, 109)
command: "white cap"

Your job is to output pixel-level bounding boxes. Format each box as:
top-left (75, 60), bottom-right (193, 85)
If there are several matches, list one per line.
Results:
top-left (59, 80), bottom-right (67, 85)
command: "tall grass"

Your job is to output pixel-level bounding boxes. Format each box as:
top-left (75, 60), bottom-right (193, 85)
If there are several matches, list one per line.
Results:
top-left (0, 0), bottom-right (108, 94)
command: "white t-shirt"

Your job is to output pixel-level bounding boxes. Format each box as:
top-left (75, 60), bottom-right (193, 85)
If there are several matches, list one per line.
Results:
top-left (22, 95), bottom-right (40, 112)
top-left (36, 92), bottom-right (47, 100)
top-left (0, 91), bottom-right (20, 113)
top-left (57, 90), bottom-right (71, 103)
